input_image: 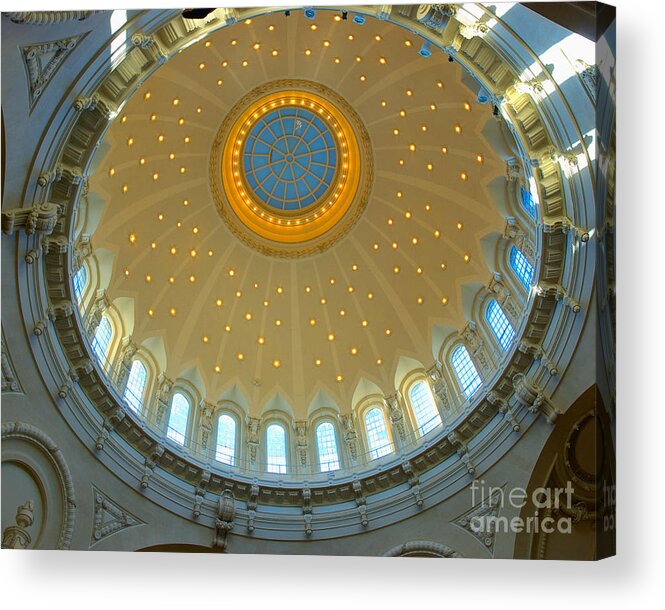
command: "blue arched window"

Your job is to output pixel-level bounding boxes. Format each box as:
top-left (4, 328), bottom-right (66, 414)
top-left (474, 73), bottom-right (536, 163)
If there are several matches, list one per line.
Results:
top-left (216, 414), bottom-right (237, 466)
top-left (364, 407), bottom-right (392, 459)
top-left (409, 381), bottom-right (442, 436)
top-left (266, 423), bottom-right (287, 474)
top-left (91, 316), bottom-right (112, 364)
top-left (520, 187), bottom-right (536, 218)
top-left (123, 360), bottom-right (147, 413)
top-left (510, 245), bottom-right (534, 288)
top-left (486, 299), bottom-right (515, 351)
top-left (167, 392), bottom-right (190, 446)
top-left (451, 346), bottom-right (482, 399)
top-left (316, 422), bottom-right (340, 472)
top-left (73, 265), bottom-right (87, 301)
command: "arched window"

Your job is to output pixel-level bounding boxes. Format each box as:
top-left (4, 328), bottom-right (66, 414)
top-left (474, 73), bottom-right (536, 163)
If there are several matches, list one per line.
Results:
top-left (266, 423), bottom-right (287, 474)
top-left (316, 422), bottom-right (340, 472)
top-left (91, 316), bottom-right (112, 364)
top-left (451, 346), bottom-right (482, 399)
top-left (73, 265), bottom-right (87, 301)
top-left (409, 381), bottom-right (442, 436)
top-left (364, 407), bottom-right (392, 459)
top-left (520, 187), bottom-right (536, 218)
top-left (486, 299), bottom-right (515, 351)
top-left (167, 392), bottom-right (190, 446)
top-left (510, 245), bottom-right (534, 288)
top-left (123, 360), bottom-right (147, 413)
top-left (216, 414), bottom-right (236, 466)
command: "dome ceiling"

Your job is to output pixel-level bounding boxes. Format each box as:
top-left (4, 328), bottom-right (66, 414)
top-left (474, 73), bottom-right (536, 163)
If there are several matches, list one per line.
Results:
top-left (87, 10), bottom-right (508, 418)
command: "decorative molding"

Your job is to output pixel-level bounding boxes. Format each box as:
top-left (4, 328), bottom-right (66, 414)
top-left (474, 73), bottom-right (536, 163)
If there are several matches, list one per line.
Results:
top-left (2, 501), bottom-right (35, 549)
top-left (383, 540), bottom-right (462, 558)
top-left (213, 490), bottom-right (235, 551)
top-left (20, 34), bottom-right (88, 110)
top-left (90, 486), bottom-right (143, 546)
top-left (1, 422), bottom-right (76, 549)
top-left (2, 331), bottom-right (24, 394)
top-left (6, 11), bottom-right (98, 25)
top-left (453, 486), bottom-right (504, 555)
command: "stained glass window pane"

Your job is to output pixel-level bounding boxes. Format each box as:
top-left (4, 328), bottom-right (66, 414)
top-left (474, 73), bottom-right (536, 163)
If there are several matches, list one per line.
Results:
top-left (486, 299), bottom-right (515, 351)
top-left (316, 422), bottom-right (340, 472)
top-left (409, 381), bottom-right (442, 436)
top-left (167, 392), bottom-right (189, 445)
top-left (365, 407), bottom-right (392, 459)
top-left (266, 423), bottom-right (287, 474)
top-left (216, 414), bottom-right (236, 466)
top-left (451, 346), bottom-right (482, 399)
top-left (123, 360), bottom-right (147, 413)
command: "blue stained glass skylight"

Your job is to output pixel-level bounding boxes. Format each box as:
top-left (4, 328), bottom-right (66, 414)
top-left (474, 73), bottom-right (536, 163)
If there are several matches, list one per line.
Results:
top-left (243, 107), bottom-right (338, 211)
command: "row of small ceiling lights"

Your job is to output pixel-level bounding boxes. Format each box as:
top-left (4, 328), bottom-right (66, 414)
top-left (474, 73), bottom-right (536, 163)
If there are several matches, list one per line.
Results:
top-left (108, 10), bottom-right (483, 381)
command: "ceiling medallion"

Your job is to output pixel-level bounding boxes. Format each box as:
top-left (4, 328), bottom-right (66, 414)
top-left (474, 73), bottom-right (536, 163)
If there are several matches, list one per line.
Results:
top-left (211, 80), bottom-right (373, 258)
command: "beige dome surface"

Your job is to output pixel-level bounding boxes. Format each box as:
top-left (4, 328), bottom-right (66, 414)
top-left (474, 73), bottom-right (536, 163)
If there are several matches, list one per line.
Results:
top-left (88, 10), bottom-right (507, 418)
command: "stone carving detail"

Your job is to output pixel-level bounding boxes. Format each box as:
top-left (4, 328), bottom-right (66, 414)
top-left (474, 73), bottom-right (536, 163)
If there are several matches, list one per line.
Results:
top-left (6, 11), bottom-right (98, 24)
top-left (131, 33), bottom-right (167, 64)
top-left (246, 416), bottom-right (261, 466)
top-left (461, 322), bottom-right (491, 377)
top-left (353, 480), bottom-right (369, 527)
top-left (339, 414), bottom-right (358, 463)
top-left (518, 341), bottom-right (558, 376)
top-left (140, 443), bottom-right (164, 489)
top-left (116, 339), bottom-right (137, 389)
top-left (192, 471), bottom-right (211, 518)
top-left (1, 332), bottom-right (23, 394)
top-left (72, 235), bottom-right (92, 272)
top-left (427, 365), bottom-right (450, 415)
top-left (91, 487), bottom-right (142, 546)
top-left (401, 460), bottom-right (424, 507)
top-left (536, 282), bottom-right (581, 313)
top-left (447, 431), bottom-right (476, 475)
top-left (376, 5), bottom-right (392, 20)
top-left (512, 373), bottom-right (558, 423)
top-left (1, 422), bottom-right (76, 549)
top-left (86, 289), bottom-right (110, 338)
top-left (213, 490), bottom-right (235, 551)
top-left (94, 407), bottom-right (126, 450)
top-left (73, 94), bottom-right (117, 119)
top-left (416, 4), bottom-right (457, 31)
top-left (294, 420), bottom-right (308, 467)
top-left (486, 391), bottom-right (520, 432)
top-left (386, 393), bottom-right (407, 444)
top-left (247, 483), bottom-right (259, 532)
top-left (453, 486), bottom-right (503, 555)
top-left (2, 202), bottom-right (60, 237)
top-left (302, 487), bottom-right (313, 536)
top-left (199, 401), bottom-right (214, 450)
top-left (383, 540), bottom-right (463, 557)
top-left (542, 216), bottom-right (589, 242)
top-left (21, 34), bottom-right (87, 108)
top-left (459, 21), bottom-right (489, 40)
top-left (514, 77), bottom-right (545, 96)
top-left (155, 374), bottom-right (173, 426)
top-left (2, 501), bottom-right (34, 549)
top-left (575, 59), bottom-right (599, 104)
top-left (506, 158), bottom-right (521, 182)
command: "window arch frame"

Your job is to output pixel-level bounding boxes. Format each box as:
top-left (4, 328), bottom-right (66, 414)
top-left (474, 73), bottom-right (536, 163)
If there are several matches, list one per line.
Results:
top-left (406, 378), bottom-right (443, 437)
top-left (450, 344), bottom-right (482, 400)
top-left (314, 419), bottom-right (342, 473)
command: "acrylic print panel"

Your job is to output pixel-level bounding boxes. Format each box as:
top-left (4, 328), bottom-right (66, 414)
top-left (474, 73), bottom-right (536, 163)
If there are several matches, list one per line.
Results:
top-left (0, 3), bottom-right (614, 559)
